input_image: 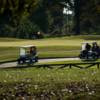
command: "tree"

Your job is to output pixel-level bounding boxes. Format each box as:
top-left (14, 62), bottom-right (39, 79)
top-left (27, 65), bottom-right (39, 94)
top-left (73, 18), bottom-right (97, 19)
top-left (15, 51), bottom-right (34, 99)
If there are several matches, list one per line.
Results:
top-left (73, 0), bottom-right (81, 34)
top-left (0, 0), bottom-right (40, 37)
top-left (80, 0), bottom-right (100, 34)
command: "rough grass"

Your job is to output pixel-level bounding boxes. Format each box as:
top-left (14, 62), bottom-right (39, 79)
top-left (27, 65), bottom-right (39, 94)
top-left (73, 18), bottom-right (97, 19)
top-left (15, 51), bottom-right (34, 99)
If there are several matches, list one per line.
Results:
top-left (0, 66), bottom-right (100, 99)
top-left (0, 66), bottom-right (100, 84)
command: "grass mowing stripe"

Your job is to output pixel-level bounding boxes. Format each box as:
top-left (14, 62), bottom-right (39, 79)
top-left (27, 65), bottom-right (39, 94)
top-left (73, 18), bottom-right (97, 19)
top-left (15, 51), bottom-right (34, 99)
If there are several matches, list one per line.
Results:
top-left (0, 46), bottom-right (80, 62)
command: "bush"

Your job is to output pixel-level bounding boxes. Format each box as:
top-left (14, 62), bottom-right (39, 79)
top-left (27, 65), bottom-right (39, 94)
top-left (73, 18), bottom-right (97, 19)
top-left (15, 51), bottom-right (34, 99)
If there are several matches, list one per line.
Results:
top-left (16, 18), bottom-right (40, 39)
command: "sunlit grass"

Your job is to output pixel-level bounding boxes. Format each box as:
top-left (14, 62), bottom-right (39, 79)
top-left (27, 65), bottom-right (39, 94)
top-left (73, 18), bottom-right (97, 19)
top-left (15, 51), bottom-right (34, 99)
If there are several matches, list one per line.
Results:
top-left (0, 35), bottom-right (100, 47)
top-left (0, 46), bottom-right (80, 62)
top-left (1, 35), bottom-right (100, 62)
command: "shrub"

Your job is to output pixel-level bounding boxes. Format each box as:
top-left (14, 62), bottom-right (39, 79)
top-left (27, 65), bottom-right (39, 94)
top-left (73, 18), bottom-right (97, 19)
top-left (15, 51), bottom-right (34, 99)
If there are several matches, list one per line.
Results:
top-left (16, 18), bottom-right (40, 39)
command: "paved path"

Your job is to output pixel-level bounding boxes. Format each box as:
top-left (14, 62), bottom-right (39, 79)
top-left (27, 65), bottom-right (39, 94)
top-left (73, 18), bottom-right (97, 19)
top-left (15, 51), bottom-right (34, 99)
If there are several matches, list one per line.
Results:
top-left (0, 57), bottom-right (80, 68)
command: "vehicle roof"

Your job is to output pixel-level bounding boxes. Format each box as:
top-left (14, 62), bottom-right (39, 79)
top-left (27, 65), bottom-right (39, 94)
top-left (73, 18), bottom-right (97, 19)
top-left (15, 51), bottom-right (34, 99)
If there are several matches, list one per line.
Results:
top-left (20, 45), bottom-right (35, 48)
top-left (82, 41), bottom-right (97, 44)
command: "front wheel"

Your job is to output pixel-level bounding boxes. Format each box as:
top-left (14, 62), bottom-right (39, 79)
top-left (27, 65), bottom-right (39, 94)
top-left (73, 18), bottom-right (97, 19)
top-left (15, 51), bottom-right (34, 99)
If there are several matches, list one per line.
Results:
top-left (91, 53), bottom-right (98, 60)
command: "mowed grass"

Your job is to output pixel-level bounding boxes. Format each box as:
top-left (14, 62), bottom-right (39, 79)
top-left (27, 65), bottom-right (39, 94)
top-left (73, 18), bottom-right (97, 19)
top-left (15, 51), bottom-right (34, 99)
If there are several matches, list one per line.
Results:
top-left (1, 35), bottom-right (100, 62)
top-left (1, 35), bottom-right (100, 47)
top-left (0, 37), bottom-right (80, 47)
top-left (0, 46), bottom-right (80, 62)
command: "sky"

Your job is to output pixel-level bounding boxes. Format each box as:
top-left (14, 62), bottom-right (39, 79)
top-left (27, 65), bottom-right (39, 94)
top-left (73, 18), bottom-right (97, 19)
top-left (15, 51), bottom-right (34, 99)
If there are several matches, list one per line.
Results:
top-left (63, 7), bottom-right (73, 15)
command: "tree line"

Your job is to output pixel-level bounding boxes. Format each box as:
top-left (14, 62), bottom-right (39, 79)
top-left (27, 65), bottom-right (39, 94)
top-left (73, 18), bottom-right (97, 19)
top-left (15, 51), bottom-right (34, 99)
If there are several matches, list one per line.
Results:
top-left (0, 0), bottom-right (99, 38)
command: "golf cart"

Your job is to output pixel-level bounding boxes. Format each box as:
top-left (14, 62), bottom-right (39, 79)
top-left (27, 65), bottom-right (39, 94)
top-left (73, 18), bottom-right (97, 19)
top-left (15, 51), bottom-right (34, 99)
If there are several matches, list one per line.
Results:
top-left (17, 45), bottom-right (38, 64)
top-left (79, 42), bottom-right (100, 61)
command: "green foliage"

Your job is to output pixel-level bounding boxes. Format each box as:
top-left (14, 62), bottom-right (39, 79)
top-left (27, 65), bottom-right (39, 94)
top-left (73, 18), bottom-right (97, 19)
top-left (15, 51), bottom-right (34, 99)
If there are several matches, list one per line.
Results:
top-left (0, 0), bottom-right (68, 38)
top-left (16, 17), bottom-right (40, 39)
top-left (0, 0), bottom-right (41, 38)
top-left (30, 6), bottom-right (49, 33)
top-left (0, 0), bottom-right (99, 37)
top-left (79, 0), bottom-right (100, 34)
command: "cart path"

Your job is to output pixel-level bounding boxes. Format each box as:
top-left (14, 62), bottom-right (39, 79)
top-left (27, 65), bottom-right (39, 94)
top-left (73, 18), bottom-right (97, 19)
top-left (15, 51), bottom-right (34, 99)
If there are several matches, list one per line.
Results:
top-left (0, 57), bottom-right (79, 68)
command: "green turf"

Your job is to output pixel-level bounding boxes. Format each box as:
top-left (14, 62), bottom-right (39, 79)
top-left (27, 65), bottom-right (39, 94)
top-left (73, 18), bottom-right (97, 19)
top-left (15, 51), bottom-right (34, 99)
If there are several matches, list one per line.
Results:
top-left (1, 35), bottom-right (100, 62)
top-left (0, 46), bottom-right (80, 62)
top-left (1, 35), bottom-right (100, 47)
top-left (0, 47), bottom-right (19, 62)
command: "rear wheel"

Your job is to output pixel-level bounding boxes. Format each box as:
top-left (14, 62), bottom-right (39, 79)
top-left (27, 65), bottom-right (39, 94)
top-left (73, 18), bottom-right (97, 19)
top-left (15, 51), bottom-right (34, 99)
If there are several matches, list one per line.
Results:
top-left (35, 56), bottom-right (38, 62)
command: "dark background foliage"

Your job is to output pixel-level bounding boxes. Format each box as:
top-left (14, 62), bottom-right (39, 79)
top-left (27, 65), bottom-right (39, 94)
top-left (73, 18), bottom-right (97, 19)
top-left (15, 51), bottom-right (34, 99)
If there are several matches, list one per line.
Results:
top-left (0, 0), bottom-right (99, 38)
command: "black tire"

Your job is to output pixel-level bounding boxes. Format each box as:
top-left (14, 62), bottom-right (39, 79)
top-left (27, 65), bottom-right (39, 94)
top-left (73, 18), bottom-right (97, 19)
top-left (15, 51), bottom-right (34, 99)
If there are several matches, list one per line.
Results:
top-left (35, 56), bottom-right (38, 62)
top-left (92, 53), bottom-right (98, 60)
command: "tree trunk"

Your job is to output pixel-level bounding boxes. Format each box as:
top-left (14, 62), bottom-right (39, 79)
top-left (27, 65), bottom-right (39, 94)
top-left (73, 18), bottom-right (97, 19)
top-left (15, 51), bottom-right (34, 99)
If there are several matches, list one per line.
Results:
top-left (74, 0), bottom-right (81, 35)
